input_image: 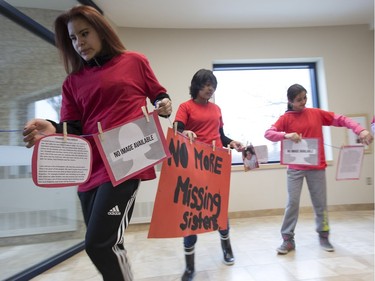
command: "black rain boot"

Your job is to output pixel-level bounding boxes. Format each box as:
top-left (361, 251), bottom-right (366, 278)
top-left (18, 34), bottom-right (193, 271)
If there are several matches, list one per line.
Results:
top-left (181, 246), bottom-right (195, 281)
top-left (220, 234), bottom-right (235, 265)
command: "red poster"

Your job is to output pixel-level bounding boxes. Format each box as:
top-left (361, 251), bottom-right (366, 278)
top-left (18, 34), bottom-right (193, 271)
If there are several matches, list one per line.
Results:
top-left (148, 127), bottom-right (232, 238)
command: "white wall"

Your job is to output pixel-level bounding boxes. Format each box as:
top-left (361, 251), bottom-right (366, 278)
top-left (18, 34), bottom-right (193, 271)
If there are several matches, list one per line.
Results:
top-left (116, 25), bottom-right (374, 212)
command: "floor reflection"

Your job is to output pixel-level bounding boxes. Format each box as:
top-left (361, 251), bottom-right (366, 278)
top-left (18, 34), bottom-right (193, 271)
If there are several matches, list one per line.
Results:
top-left (1, 239), bottom-right (82, 280)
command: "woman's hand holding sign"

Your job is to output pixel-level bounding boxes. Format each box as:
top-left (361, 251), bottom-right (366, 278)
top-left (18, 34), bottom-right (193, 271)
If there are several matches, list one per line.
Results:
top-left (155, 97), bottom-right (172, 116)
top-left (182, 130), bottom-right (197, 143)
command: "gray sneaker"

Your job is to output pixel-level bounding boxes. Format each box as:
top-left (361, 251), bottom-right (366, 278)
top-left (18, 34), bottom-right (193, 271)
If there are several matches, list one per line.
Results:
top-left (319, 237), bottom-right (334, 252)
top-left (276, 239), bottom-right (295, 255)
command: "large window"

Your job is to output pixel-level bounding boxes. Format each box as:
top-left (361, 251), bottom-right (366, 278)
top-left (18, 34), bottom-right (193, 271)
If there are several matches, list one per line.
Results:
top-left (0, 5), bottom-right (84, 280)
top-left (213, 62), bottom-right (319, 165)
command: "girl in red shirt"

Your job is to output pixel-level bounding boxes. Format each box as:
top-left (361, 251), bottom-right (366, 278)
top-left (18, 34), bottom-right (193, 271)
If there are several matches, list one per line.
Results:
top-left (265, 84), bottom-right (373, 255)
top-left (174, 69), bottom-right (243, 281)
top-left (23, 5), bottom-right (172, 281)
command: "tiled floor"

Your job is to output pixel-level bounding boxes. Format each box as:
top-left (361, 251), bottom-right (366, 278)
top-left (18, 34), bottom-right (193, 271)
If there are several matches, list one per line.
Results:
top-left (30, 210), bottom-right (373, 281)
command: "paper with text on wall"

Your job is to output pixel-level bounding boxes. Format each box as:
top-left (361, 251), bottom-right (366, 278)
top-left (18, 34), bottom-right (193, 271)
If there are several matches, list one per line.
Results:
top-left (32, 134), bottom-right (92, 187)
top-left (336, 145), bottom-right (364, 180)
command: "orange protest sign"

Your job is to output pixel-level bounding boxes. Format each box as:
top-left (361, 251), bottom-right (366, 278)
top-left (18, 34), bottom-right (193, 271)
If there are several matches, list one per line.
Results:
top-left (148, 127), bottom-right (232, 238)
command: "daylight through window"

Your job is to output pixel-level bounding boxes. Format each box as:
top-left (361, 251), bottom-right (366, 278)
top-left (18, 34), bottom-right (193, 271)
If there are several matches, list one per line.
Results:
top-left (213, 62), bottom-right (319, 164)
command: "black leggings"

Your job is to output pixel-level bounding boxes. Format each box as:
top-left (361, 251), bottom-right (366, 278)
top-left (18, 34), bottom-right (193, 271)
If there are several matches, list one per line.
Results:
top-left (78, 179), bottom-right (140, 281)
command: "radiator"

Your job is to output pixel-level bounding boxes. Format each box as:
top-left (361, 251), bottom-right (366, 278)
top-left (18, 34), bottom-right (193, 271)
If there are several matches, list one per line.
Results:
top-left (0, 178), bottom-right (153, 237)
top-left (0, 178), bottom-right (77, 238)
top-left (131, 201), bottom-right (154, 223)
top-left (0, 146), bottom-right (77, 237)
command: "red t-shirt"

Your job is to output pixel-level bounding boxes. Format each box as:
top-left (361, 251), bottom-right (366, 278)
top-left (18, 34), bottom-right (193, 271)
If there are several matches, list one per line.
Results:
top-left (271, 108), bottom-right (334, 170)
top-left (174, 99), bottom-right (224, 147)
top-left (61, 51), bottom-right (167, 191)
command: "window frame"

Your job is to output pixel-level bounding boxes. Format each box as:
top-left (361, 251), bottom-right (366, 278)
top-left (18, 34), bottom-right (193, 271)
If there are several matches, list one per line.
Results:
top-left (212, 58), bottom-right (333, 165)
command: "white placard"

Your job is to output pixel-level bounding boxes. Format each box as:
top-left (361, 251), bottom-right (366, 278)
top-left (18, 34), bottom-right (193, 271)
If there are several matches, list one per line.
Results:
top-left (281, 138), bottom-right (319, 166)
top-left (336, 145), bottom-right (364, 180)
top-left (94, 112), bottom-right (170, 186)
top-left (32, 135), bottom-right (92, 187)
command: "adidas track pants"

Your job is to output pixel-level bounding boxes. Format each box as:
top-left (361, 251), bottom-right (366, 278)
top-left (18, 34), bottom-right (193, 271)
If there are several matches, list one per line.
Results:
top-left (78, 179), bottom-right (140, 281)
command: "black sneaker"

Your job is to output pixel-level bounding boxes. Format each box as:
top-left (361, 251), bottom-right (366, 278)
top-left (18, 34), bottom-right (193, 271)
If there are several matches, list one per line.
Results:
top-left (276, 239), bottom-right (295, 254)
top-left (319, 237), bottom-right (335, 252)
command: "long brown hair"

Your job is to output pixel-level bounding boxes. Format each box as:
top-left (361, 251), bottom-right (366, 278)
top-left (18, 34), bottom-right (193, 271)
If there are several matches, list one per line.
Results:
top-left (54, 5), bottom-right (126, 74)
top-left (287, 84), bottom-right (307, 110)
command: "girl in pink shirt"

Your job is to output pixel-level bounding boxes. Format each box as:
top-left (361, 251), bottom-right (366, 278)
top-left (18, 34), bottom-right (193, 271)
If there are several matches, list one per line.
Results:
top-left (265, 83), bottom-right (373, 255)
